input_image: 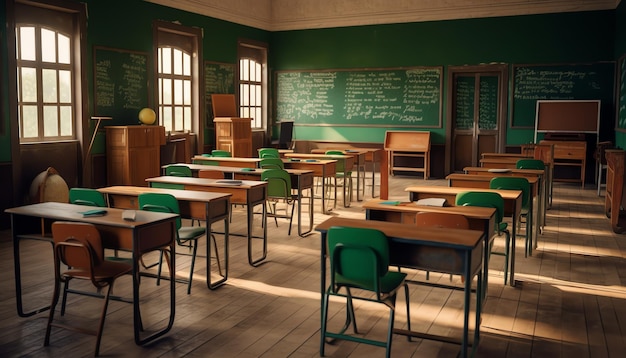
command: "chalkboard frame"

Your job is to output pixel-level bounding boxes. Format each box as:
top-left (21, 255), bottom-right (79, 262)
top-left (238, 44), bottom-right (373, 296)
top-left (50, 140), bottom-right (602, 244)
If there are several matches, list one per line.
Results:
top-left (510, 62), bottom-right (614, 129)
top-left (274, 66), bottom-right (443, 128)
top-left (616, 54), bottom-right (626, 132)
top-left (93, 46), bottom-right (150, 125)
top-left (204, 61), bottom-right (236, 127)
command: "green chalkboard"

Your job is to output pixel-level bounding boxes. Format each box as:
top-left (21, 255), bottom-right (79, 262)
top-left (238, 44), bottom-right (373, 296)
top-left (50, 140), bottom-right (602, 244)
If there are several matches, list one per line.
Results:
top-left (511, 62), bottom-right (614, 128)
top-left (204, 61), bottom-right (235, 127)
top-left (93, 47), bottom-right (149, 125)
top-left (479, 76), bottom-right (499, 130)
top-left (276, 67), bottom-right (442, 127)
top-left (454, 76), bottom-right (474, 130)
top-left (617, 56), bottom-right (626, 130)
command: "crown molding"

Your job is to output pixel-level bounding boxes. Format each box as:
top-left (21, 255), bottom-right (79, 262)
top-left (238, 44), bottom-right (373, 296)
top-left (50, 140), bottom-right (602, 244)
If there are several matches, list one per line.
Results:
top-left (146, 0), bottom-right (619, 32)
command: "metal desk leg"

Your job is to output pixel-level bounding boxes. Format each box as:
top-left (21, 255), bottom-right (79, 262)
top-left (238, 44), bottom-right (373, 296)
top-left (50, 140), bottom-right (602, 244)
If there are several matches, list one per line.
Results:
top-left (297, 177), bottom-right (314, 237)
top-left (247, 198), bottom-right (267, 267)
top-left (13, 233), bottom-right (54, 317)
top-left (207, 212), bottom-right (229, 290)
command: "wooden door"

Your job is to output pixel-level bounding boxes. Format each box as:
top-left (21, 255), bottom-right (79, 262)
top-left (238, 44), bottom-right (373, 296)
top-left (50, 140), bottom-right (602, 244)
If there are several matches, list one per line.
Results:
top-left (446, 65), bottom-right (508, 174)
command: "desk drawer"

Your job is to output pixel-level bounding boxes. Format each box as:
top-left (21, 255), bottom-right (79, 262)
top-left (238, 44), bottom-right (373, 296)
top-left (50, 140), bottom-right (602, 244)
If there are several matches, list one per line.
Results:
top-left (553, 146), bottom-right (585, 159)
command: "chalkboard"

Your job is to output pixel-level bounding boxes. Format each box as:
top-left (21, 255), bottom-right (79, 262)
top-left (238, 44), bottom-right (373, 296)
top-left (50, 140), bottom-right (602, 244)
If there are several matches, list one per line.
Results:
top-left (204, 61), bottom-right (235, 127)
top-left (478, 76), bottom-right (499, 130)
top-left (454, 76), bottom-right (474, 130)
top-left (275, 67), bottom-right (442, 127)
top-left (93, 47), bottom-right (149, 126)
top-left (511, 62), bottom-right (614, 128)
top-left (617, 56), bottom-right (626, 130)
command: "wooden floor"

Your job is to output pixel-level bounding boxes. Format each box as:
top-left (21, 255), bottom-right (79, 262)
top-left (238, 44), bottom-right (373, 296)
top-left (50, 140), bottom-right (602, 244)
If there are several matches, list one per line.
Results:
top-left (1, 176), bottom-right (626, 357)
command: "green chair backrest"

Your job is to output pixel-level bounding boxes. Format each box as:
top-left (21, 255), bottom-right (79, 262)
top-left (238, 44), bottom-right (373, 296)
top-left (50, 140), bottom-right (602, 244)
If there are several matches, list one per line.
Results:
top-left (165, 165), bottom-right (192, 177)
top-left (327, 226), bottom-right (389, 291)
top-left (69, 188), bottom-right (106, 207)
top-left (261, 169), bottom-right (292, 198)
top-left (516, 159), bottom-right (545, 170)
top-left (455, 191), bottom-right (505, 225)
top-left (259, 148), bottom-right (280, 159)
top-left (489, 176), bottom-right (530, 209)
top-left (325, 150), bottom-right (349, 174)
top-left (211, 150), bottom-right (231, 157)
top-left (138, 193), bottom-right (181, 230)
top-left (260, 158), bottom-right (284, 169)
top-left (150, 182), bottom-right (185, 190)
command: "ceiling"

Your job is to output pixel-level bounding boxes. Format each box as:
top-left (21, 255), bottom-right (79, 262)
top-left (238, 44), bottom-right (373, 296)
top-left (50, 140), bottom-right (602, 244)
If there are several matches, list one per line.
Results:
top-left (146, 0), bottom-right (620, 31)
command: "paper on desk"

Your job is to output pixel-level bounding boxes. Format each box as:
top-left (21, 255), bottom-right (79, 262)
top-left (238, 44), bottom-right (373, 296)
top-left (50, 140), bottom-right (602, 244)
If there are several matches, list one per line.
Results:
top-left (414, 198), bottom-right (447, 207)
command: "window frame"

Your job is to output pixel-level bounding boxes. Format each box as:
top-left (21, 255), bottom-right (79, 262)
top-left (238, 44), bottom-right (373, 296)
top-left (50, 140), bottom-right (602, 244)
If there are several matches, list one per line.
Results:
top-left (237, 39), bottom-right (268, 131)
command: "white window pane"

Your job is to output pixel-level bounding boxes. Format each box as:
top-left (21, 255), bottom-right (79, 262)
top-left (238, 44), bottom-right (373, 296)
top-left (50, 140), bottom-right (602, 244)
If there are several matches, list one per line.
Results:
top-left (60, 106), bottom-right (72, 136)
top-left (184, 107), bottom-right (191, 130)
top-left (19, 27), bottom-right (36, 61)
top-left (256, 108), bottom-right (262, 127)
top-left (162, 107), bottom-right (172, 132)
top-left (162, 78), bottom-right (172, 105)
top-left (174, 79), bottom-right (183, 104)
top-left (242, 107), bottom-right (249, 118)
top-left (161, 48), bottom-right (172, 74)
top-left (250, 61), bottom-right (256, 82)
top-left (242, 85), bottom-right (249, 106)
top-left (41, 28), bottom-right (56, 63)
top-left (250, 85), bottom-right (256, 106)
top-left (183, 53), bottom-right (190, 76)
top-left (20, 67), bottom-right (37, 102)
top-left (59, 70), bottom-right (71, 102)
top-left (183, 80), bottom-right (191, 105)
top-left (58, 34), bottom-right (70, 64)
top-left (255, 84), bottom-right (261, 106)
top-left (173, 49), bottom-right (182, 75)
top-left (241, 59), bottom-right (249, 80)
top-left (255, 62), bottom-right (261, 80)
top-left (174, 107), bottom-right (183, 131)
top-left (43, 106), bottom-right (58, 137)
top-left (42, 69), bottom-right (58, 102)
top-left (22, 106), bottom-right (38, 138)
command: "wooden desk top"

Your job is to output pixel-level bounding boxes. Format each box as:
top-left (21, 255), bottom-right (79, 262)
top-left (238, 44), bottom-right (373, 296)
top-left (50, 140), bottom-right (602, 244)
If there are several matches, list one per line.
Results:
top-left (405, 185), bottom-right (522, 201)
top-left (5, 202), bottom-right (178, 228)
top-left (463, 167), bottom-right (544, 176)
top-left (284, 153), bottom-right (352, 160)
top-left (192, 156), bottom-right (262, 163)
top-left (164, 163), bottom-right (313, 176)
top-left (362, 199), bottom-right (496, 220)
top-left (98, 186), bottom-right (232, 202)
top-left (446, 173), bottom-right (538, 185)
top-left (315, 217), bottom-right (483, 249)
top-left (282, 158), bottom-right (337, 165)
top-left (481, 153), bottom-right (532, 159)
top-left (146, 176), bottom-right (267, 189)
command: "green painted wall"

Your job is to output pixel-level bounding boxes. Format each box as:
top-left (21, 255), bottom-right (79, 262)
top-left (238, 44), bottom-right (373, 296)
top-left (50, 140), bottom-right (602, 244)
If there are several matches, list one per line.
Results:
top-left (614, 1), bottom-right (626, 150)
top-left (271, 11), bottom-right (615, 145)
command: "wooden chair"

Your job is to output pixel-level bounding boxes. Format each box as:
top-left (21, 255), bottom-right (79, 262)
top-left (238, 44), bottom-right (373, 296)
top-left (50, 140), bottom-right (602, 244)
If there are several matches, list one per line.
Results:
top-left (45, 222), bottom-right (132, 357)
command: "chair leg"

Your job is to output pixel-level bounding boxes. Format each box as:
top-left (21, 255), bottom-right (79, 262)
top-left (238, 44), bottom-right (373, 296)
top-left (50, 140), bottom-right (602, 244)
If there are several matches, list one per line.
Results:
top-left (404, 283), bottom-right (411, 342)
top-left (60, 277), bottom-right (70, 316)
top-left (503, 231), bottom-right (511, 285)
top-left (95, 283), bottom-right (114, 356)
top-left (187, 240), bottom-right (199, 294)
top-left (44, 277), bottom-right (63, 347)
top-left (385, 303), bottom-right (396, 358)
top-left (288, 201), bottom-right (296, 236)
top-left (320, 289), bottom-right (331, 356)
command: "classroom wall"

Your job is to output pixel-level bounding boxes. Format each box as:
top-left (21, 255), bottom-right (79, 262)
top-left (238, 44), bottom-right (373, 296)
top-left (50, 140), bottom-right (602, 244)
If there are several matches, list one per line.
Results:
top-left (615, 0), bottom-right (626, 149)
top-left (270, 11), bottom-right (616, 145)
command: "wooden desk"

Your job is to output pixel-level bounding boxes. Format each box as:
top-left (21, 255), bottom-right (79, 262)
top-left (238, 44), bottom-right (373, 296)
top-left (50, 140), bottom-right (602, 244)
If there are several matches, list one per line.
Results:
top-left (145, 176), bottom-right (268, 266)
top-left (162, 164), bottom-right (314, 236)
top-left (384, 131), bottom-right (431, 179)
top-left (310, 149), bottom-right (368, 200)
top-left (191, 155), bottom-right (261, 168)
top-left (446, 173), bottom-right (539, 256)
top-left (284, 153), bottom-right (355, 207)
top-left (405, 185), bottom-right (522, 287)
top-left (282, 159), bottom-right (337, 214)
top-left (479, 157), bottom-right (519, 169)
top-left (463, 166), bottom-right (547, 239)
top-left (540, 140), bottom-right (586, 188)
top-left (604, 149), bottom-right (625, 233)
top-left (312, 147), bottom-right (383, 197)
top-left (481, 153), bottom-right (531, 159)
top-left (5, 202), bottom-right (178, 345)
top-left (97, 186), bottom-right (231, 289)
top-left (315, 217), bottom-right (483, 358)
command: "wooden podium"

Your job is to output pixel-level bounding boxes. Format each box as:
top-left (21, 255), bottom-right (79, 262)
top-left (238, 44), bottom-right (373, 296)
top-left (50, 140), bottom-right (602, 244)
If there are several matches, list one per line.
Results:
top-left (212, 94), bottom-right (252, 157)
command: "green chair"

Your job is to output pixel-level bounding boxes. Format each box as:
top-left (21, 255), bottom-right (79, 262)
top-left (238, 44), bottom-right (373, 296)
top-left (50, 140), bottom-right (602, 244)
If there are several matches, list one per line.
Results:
top-left (321, 226), bottom-right (410, 358)
top-left (138, 193), bottom-right (209, 294)
top-left (165, 165), bottom-right (192, 177)
top-left (261, 169), bottom-right (297, 235)
top-left (211, 150), bottom-right (231, 157)
top-left (490, 176), bottom-right (532, 258)
top-left (260, 157), bottom-right (284, 169)
top-left (456, 191), bottom-right (511, 285)
top-left (516, 159), bottom-right (545, 171)
top-left (69, 188), bottom-right (106, 207)
top-left (258, 148), bottom-right (280, 158)
top-left (326, 150), bottom-right (353, 208)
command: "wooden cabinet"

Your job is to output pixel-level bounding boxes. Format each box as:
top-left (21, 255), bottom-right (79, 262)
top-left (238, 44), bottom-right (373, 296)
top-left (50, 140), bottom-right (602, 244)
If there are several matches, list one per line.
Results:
top-left (540, 140), bottom-right (586, 187)
top-left (384, 131), bottom-right (431, 179)
top-left (106, 125), bottom-right (166, 186)
top-left (605, 149), bottom-right (625, 233)
top-left (214, 117), bottom-right (252, 157)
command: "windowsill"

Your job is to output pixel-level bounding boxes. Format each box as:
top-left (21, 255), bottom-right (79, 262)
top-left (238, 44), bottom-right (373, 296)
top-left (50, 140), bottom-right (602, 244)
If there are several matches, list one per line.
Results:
top-left (20, 139), bottom-right (79, 145)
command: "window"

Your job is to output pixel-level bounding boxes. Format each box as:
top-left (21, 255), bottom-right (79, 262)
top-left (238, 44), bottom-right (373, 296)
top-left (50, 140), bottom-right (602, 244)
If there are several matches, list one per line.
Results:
top-left (238, 41), bottom-right (268, 130)
top-left (157, 47), bottom-right (192, 132)
top-left (15, 3), bottom-right (79, 142)
top-left (155, 22), bottom-right (201, 135)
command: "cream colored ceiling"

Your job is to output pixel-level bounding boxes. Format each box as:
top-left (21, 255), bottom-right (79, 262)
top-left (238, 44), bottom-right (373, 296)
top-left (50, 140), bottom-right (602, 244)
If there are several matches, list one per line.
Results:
top-left (146, 0), bottom-right (620, 31)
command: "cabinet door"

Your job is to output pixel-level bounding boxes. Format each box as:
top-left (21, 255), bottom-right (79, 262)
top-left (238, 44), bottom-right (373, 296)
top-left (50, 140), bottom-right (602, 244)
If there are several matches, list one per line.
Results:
top-left (129, 147), bottom-right (160, 186)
